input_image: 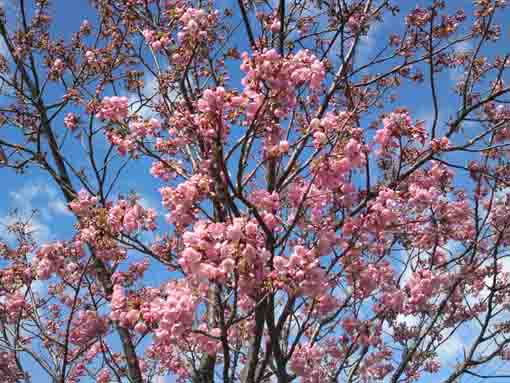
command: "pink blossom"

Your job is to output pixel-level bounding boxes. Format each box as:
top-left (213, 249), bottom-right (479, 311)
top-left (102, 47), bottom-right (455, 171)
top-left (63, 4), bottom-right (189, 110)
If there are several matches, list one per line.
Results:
top-left (64, 112), bottom-right (79, 130)
top-left (96, 96), bottom-right (129, 122)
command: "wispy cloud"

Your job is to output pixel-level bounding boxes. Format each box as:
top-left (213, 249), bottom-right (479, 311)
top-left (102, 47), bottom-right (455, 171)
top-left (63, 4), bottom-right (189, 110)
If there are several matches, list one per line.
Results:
top-left (437, 331), bottom-right (465, 362)
top-left (0, 183), bottom-right (72, 244)
top-left (128, 73), bottom-right (173, 119)
top-left (0, 0), bottom-right (12, 57)
top-left (449, 40), bottom-right (473, 84)
top-left (9, 183), bottom-right (72, 218)
top-left (356, 21), bottom-right (384, 63)
top-left (0, 39), bottom-right (7, 57)
top-left (0, 214), bottom-right (49, 243)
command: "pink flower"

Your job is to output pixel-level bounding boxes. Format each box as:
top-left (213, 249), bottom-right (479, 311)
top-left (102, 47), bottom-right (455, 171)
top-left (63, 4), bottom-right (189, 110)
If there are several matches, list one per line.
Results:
top-left (96, 96), bottom-right (129, 122)
top-left (51, 58), bottom-right (65, 75)
top-left (270, 21), bottom-right (281, 32)
top-left (64, 113), bottom-right (79, 131)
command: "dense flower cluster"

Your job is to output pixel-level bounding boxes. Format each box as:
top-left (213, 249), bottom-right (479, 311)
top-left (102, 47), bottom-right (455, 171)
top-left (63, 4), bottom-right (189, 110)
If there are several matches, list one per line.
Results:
top-left (105, 117), bottom-right (163, 156)
top-left (143, 29), bottom-right (170, 51)
top-left (69, 310), bottom-right (109, 345)
top-left (108, 199), bottom-right (157, 233)
top-left (273, 246), bottom-right (331, 299)
top-left (236, 49), bottom-right (325, 122)
top-left (289, 344), bottom-right (326, 382)
top-left (96, 96), bottom-right (129, 122)
top-left (149, 281), bottom-right (197, 341)
top-left (160, 174), bottom-right (211, 229)
top-left (68, 191), bottom-right (156, 262)
top-left (34, 241), bottom-right (83, 280)
top-left (177, 8), bottom-right (218, 43)
top-left (0, 352), bottom-right (23, 383)
top-left (374, 109), bottom-right (427, 155)
top-left (178, 218), bottom-right (268, 290)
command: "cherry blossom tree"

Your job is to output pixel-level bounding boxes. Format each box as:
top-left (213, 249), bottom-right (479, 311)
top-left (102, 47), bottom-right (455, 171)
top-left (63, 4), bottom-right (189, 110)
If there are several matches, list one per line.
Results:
top-left (1, 0), bottom-right (510, 382)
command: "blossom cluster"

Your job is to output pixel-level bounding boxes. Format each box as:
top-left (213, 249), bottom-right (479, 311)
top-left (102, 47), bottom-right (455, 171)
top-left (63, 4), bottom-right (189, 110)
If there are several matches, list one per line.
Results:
top-left (374, 109), bottom-right (427, 155)
top-left (34, 241), bottom-right (83, 280)
top-left (236, 49), bottom-right (325, 122)
top-left (143, 29), bottom-right (170, 51)
top-left (106, 116), bottom-right (162, 156)
top-left (95, 96), bottom-right (129, 122)
top-left (108, 199), bottom-right (157, 234)
top-left (68, 191), bottom-right (157, 261)
top-left (69, 310), bottom-right (109, 345)
top-left (272, 246), bottom-right (331, 300)
top-left (160, 174), bottom-right (211, 229)
top-left (177, 8), bottom-right (219, 44)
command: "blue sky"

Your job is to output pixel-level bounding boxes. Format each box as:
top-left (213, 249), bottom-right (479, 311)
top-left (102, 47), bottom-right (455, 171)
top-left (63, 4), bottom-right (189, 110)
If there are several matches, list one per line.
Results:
top-left (1, 0), bottom-right (510, 382)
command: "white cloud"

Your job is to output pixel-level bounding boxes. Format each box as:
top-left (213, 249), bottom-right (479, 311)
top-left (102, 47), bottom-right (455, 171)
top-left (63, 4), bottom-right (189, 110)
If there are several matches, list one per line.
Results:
top-left (9, 183), bottom-right (71, 217)
top-left (0, 183), bottom-right (71, 244)
top-left (396, 313), bottom-right (421, 328)
top-left (139, 194), bottom-right (157, 210)
top-left (0, 213), bottom-right (49, 243)
top-left (0, 0), bottom-right (11, 57)
top-left (0, 39), bottom-right (7, 57)
top-left (437, 332), bottom-right (465, 362)
top-left (356, 21), bottom-right (383, 63)
top-left (48, 199), bottom-right (72, 216)
top-left (449, 40), bottom-right (473, 84)
top-left (128, 74), bottom-right (161, 119)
